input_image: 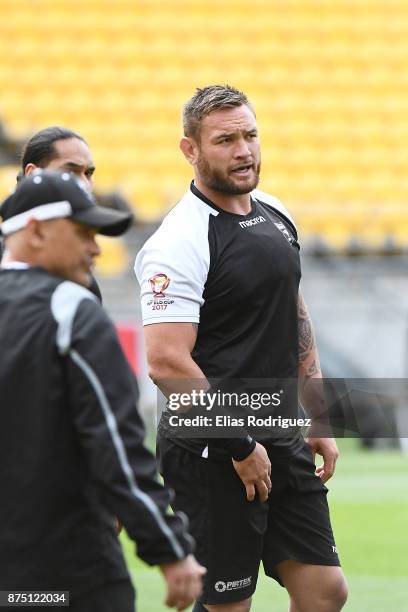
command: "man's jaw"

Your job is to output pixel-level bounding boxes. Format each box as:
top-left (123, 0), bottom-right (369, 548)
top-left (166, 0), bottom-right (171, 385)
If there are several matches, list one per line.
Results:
top-left (80, 260), bottom-right (95, 287)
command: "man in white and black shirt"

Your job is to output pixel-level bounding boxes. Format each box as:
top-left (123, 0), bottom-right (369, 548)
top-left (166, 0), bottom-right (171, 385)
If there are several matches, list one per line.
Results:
top-left (135, 86), bottom-right (348, 612)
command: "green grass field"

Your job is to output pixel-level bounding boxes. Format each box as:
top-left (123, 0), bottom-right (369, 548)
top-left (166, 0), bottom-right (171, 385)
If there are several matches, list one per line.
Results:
top-left (121, 439), bottom-right (408, 611)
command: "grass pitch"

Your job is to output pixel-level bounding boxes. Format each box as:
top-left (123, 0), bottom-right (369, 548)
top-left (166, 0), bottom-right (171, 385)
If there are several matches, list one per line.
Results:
top-left (121, 439), bottom-right (408, 611)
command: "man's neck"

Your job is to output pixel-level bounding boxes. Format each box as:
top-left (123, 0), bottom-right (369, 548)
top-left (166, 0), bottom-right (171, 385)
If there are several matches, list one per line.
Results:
top-left (194, 178), bottom-right (252, 215)
top-left (1, 247), bottom-right (32, 269)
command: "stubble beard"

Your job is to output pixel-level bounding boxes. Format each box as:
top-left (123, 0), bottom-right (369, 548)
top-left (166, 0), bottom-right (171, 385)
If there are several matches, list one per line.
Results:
top-left (197, 155), bottom-right (261, 195)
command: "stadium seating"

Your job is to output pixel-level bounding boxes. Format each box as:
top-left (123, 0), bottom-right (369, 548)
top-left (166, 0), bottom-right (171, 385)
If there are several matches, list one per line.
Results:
top-left (1, 0), bottom-right (408, 249)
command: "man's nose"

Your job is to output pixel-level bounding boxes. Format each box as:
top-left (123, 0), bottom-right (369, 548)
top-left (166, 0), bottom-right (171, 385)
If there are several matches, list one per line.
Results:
top-left (81, 174), bottom-right (94, 191)
top-left (233, 137), bottom-right (252, 158)
top-left (91, 236), bottom-right (101, 257)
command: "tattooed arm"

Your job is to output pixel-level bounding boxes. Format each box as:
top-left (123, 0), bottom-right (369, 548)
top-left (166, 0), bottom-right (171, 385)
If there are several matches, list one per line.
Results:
top-left (298, 288), bottom-right (339, 482)
top-left (298, 288), bottom-right (322, 392)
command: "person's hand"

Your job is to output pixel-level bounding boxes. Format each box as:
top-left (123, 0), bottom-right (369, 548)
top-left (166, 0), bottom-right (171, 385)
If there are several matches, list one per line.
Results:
top-left (306, 435), bottom-right (339, 483)
top-left (160, 554), bottom-right (206, 611)
top-left (232, 442), bottom-right (272, 502)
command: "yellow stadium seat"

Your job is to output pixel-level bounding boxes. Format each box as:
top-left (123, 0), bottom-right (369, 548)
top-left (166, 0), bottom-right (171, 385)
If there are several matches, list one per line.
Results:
top-left (0, 0), bottom-right (407, 245)
top-left (95, 236), bottom-right (129, 277)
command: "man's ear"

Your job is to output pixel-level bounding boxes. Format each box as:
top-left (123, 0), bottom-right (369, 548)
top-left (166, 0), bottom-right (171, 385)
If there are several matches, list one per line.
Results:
top-left (26, 218), bottom-right (46, 249)
top-left (24, 163), bottom-right (39, 177)
top-left (180, 137), bottom-right (199, 166)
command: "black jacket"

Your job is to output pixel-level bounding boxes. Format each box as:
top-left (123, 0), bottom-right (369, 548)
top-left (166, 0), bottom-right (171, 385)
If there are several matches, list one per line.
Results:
top-left (0, 267), bottom-right (192, 598)
top-left (0, 237), bottom-right (103, 301)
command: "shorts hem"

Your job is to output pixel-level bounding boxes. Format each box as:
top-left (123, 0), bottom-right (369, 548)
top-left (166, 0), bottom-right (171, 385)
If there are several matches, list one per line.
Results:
top-left (265, 555), bottom-right (341, 586)
top-left (200, 586), bottom-right (256, 606)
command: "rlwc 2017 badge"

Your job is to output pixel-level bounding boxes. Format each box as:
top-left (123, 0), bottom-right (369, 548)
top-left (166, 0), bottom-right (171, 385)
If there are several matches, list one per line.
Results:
top-left (147, 274), bottom-right (174, 311)
top-left (149, 273), bottom-right (170, 298)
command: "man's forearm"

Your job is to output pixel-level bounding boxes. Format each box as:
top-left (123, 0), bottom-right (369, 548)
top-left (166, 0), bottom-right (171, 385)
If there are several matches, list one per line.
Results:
top-left (144, 324), bottom-right (255, 460)
top-left (297, 290), bottom-right (327, 422)
top-left (298, 290), bottom-right (322, 383)
top-left (153, 362), bottom-right (255, 459)
top-left (145, 322), bottom-right (208, 398)
top-left (298, 291), bottom-right (339, 477)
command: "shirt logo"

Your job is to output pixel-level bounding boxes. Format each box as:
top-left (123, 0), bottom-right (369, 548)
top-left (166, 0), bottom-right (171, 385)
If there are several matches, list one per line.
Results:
top-left (149, 273), bottom-right (170, 298)
top-left (239, 216), bottom-right (266, 229)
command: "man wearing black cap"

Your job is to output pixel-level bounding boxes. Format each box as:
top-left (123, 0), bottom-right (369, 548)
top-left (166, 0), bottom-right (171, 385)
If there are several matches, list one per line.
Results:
top-left (0, 170), bottom-right (205, 612)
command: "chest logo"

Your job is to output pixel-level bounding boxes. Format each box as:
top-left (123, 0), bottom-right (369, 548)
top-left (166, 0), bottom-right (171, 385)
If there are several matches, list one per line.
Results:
top-left (149, 273), bottom-right (170, 297)
top-left (239, 215), bottom-right (266, 229)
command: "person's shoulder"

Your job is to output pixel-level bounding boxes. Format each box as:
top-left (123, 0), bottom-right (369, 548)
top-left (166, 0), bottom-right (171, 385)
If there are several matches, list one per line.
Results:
top-left (1, 266), bottom-right (63, 297)
top-left (135, 188), bottom-right (216, 282)
top-left (157, 189), bottom-right (217, 238)
top-left (138, 188), bottom-right (216, 254)
top-left (50, 280), bottom-right (101, 354)
top-left (50, 279), bottom-right (99, 319)
top-left (167, 187), bottom-right (219, 219)
top-left (252, 188), bottom-right (297, 229)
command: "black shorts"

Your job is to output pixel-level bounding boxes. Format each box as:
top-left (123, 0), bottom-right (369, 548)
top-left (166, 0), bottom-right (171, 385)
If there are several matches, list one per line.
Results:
top-left (158, 436), bottom-right (340, 606)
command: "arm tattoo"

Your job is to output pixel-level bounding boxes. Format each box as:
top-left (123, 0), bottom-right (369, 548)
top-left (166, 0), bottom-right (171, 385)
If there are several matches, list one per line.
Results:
top-left (298, 292), bottom-right (315, 363)
top-left (298, 291), bottom-right (330, 421)
top-left (298, 291), bottom-right (321, 388)
top-left (306, 359), bottom-right (319, 377)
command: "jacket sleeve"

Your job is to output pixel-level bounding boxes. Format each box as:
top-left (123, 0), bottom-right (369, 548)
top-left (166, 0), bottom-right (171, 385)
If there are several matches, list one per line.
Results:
top-left (59, 294), bottom-right (193, 566)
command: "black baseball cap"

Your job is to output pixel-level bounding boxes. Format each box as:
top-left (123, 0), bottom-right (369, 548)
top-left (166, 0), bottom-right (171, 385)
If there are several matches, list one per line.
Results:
top-left (0, 170), bottom-right (133, 237)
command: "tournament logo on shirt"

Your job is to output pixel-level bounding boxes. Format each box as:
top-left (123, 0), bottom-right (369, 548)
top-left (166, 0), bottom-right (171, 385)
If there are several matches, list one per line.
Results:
top-left (149, 273), bottom-right (170, 298)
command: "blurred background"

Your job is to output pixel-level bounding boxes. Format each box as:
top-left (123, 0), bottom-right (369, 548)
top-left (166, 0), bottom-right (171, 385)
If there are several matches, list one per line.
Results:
top-left (0, 0), bottom-right (407, 609)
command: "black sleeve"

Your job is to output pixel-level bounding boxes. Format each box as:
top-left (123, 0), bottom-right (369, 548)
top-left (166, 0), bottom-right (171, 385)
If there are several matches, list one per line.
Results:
top-left (65, 299), bottom-right (193, 565)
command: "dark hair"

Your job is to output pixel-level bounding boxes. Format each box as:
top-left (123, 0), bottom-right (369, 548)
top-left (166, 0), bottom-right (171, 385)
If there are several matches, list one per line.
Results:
top-left (183, 84), bottom-right (255, 139)
top-left (19, 126), bottom-right (86, 181)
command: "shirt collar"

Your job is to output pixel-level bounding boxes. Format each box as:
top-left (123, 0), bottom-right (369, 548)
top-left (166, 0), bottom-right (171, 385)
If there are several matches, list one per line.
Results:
top-left (1, 260), bottom-right (30, 270)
